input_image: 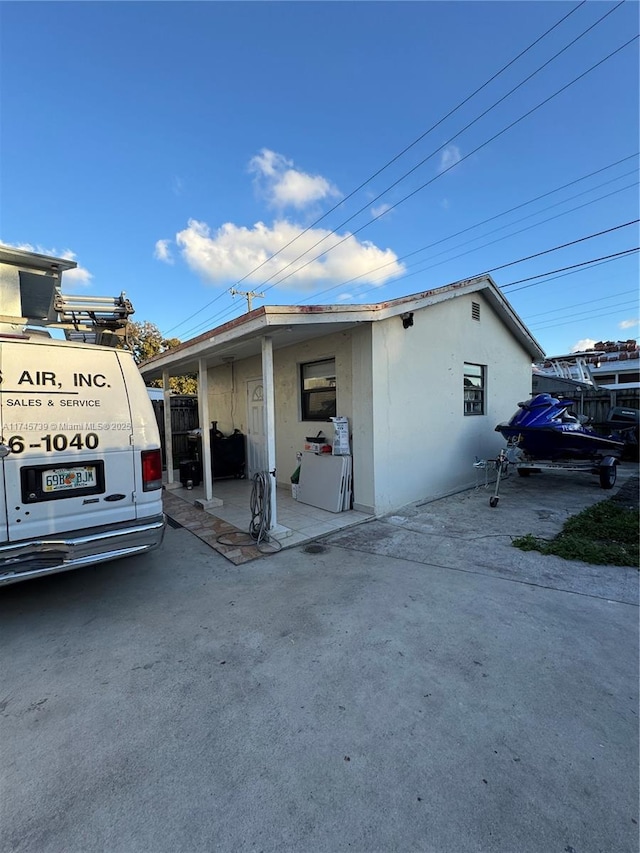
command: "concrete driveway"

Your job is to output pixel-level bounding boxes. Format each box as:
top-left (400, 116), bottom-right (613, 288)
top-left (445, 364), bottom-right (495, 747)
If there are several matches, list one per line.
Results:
top-left (1, 467), bottom-right (638, 853)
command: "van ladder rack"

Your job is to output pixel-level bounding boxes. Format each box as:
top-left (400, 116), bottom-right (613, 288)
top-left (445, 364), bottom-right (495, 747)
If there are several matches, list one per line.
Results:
top-left (53, 292), bottom-right (135, 346)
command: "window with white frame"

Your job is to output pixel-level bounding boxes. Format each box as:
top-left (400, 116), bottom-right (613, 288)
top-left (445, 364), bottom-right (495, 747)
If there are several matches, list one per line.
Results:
top-left (464, 363), bottom-right (485, 415)
top-left (300, 358), bottom-right (336, 421)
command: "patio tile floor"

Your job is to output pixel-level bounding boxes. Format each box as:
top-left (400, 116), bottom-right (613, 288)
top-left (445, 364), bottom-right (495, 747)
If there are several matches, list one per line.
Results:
top-left (162, 473), bottom-right (372, 563)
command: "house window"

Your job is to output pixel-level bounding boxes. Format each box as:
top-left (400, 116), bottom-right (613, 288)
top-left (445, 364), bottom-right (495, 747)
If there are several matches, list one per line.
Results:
top-left (301, 358), bottom-right (336, 421)
top-left (464, 363), bottom-right (485, 415)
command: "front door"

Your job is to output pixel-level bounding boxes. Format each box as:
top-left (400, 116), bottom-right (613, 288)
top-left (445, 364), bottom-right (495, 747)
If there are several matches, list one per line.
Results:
top-left (246, 379), bottom-right (266, 478)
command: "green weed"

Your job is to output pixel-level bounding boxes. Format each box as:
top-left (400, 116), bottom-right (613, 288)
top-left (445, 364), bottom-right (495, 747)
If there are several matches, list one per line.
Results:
top-left (512, 500), bottom-right (639, 567)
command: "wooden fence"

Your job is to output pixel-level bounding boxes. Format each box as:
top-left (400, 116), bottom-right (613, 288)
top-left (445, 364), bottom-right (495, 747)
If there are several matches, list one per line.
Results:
top-left (150, 395), bottom-right (199, 469)
top-left (532, 374), bottom-right (639, 421)
top-left (580, 389), bottom-right (640, 424)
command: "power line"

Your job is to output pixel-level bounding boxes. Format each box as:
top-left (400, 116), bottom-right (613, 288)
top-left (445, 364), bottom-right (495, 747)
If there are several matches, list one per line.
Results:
top-left (172, 27), bottom-right (638, 339)
top-left (163, 289), bottom-right (229, 337)
top-left (525, 288), bottom-right (638, 320)
top-left (310, 176), bottom-right (637, 304)
top-left (528, 304), bottom-right (639, 332)
top-left (294, 155), bottom-right (639, 305)
top-left (163, 0), bottom-right (595, 336)
top-left (503, 247), bottom-right (639, 292)
top-left (176, 214), bottom-right (638, 341)
top-left (256, 10), bottom-right (632, 294)
top-left (420, 221), bottom-right (640, 282)
top-left (338, 220), bottom-right (639, 303)
top-left (499, 251), bottom-right (636, 292)
top-left (176, 223), bottom-right (638, 343)
top-left (529, 299), bottom-right (638, 328)
top-left (206, 1), bottom-right (590, 292)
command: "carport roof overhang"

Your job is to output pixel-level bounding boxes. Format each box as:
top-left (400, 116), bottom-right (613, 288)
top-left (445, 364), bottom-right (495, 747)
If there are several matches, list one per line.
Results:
top-left (139, 307), bottom-right (365, 379)
top-left (139, 276), bottom-right (544, 380)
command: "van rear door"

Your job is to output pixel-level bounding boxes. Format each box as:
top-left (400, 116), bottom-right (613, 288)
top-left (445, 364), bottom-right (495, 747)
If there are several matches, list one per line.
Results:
top-left (0, 339), bottom-right (137, 541)
top-left (0, 341), bottom-right (9, 544)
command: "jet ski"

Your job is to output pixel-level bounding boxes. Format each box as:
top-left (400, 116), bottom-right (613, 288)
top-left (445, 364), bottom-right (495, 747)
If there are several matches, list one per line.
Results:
top-left (495, 394), bottom-right (625, 461)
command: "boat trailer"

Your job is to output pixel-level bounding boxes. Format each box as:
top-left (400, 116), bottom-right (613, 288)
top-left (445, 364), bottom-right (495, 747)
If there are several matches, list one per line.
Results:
top-left (474, 442), bottom-right (619, 508)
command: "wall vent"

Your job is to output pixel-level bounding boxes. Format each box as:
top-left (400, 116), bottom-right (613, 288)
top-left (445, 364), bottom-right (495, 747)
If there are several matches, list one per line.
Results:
top-left (471, 301), bottom-right (481, 321)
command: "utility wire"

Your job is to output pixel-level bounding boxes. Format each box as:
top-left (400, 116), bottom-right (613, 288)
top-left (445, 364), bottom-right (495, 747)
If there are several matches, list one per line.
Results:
top-left (500, 252), bottom-right (636, 292)
top-left (293, 155), bottom-right (639, 304)
top-left (174, 28), bottom-right (638, 338)
top-left (163, 289), bottom-right (229, 337)
top-left (180, 144), bottom-right (638, 340)
top-left (503, 247), bottom-right (639, 291)
top-left (383, 181), bottom-right (637, 284)
top-left (163, 0), bottom-right (591, 336)
top-left (177, 225), bottom-right (638, 342)
top-left (311, 177), bottom-right (638, 303)
top-left (528, 304), bottom-right (639, 332)
top-left (260, 34), bottom-right (639, 296)
top-left (525, 288), bottom-right (638, 319)
top-left (483, 222), bottom-right (639, 278)
top-left (255, 7), bottom-right (631, 294)
top-left (207, 1), bottom-right (590, 292)
top-left (529, 299), bottom-right (637, 328)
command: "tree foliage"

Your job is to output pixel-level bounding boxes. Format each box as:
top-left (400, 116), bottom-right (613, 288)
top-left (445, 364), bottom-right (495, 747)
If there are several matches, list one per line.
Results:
top-left (126, 320), bottom-right (198, 395)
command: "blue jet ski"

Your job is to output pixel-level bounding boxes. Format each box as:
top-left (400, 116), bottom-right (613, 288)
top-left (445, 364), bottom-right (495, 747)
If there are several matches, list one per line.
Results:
top-left (495, 394), bottom-right (625, 461)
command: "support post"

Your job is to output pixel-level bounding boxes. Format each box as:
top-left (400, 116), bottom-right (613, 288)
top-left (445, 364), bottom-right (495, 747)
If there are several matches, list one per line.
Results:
top-left (198, 358), bottom-right (214, 503)
top-left (261, 336), bottom-right (278, 530)
top-left (162, 370), bottom-right (174, 484)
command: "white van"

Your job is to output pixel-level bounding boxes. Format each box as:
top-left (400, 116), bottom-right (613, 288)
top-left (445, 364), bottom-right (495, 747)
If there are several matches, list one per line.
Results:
top-left (0, 333), bottom-right (165, 585)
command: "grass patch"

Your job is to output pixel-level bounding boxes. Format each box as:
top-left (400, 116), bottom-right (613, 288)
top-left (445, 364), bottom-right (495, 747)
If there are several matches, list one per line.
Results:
top-left (512, 499), bottom-right (639, 567)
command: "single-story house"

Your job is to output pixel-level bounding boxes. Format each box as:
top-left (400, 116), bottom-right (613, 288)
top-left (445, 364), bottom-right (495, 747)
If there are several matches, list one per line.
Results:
top-left (140, 275), bottom-right (544, 527)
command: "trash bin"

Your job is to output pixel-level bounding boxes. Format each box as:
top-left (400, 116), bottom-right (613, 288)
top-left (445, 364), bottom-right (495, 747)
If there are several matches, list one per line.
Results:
top-left (179, 459), bottom-right (202, 488)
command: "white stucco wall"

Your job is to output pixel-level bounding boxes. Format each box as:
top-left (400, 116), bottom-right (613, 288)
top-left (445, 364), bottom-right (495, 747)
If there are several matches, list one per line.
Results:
top-left (350, 325), bottom-right (375, 512)
top-left (370, 292), bottom-right (533, 513)
top-left (202, 294), bottom-right (533, 515)
top-left (205, 330), bottom-right (358, 494)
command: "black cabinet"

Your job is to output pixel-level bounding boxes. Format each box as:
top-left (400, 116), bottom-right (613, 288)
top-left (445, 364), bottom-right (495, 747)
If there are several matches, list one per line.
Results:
top-left (209, 428), bottom-right (246, 479)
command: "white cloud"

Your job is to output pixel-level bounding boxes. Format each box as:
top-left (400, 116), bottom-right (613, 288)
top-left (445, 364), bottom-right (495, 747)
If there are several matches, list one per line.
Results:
top-left (371, 203), bottom-right (392, 219)
top-left (0, 241), bottom-right (92, 287)
top-left (248, 148), bottom-right (341, 210)
top-left (62, 259), bottom-right (92, 286)
top-left (173, 218), bottom-right (405, 291)
top-left (570, 338), bottom-right (598, 353)
top-left (154, 239), bottom-right (174, 264)
top-left (172, 176), bottom-right (184, 196)
top-left (337, 293), bottom-right (354, 302)
top-left (619, 318), bottom-right (639, 330)
top-left (439, 144), bottom-right (462, 173)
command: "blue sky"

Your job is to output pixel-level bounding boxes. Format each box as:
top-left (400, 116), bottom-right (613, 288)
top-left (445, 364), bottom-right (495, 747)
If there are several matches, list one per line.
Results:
top-left (1, 1), bottom-right (638, 357)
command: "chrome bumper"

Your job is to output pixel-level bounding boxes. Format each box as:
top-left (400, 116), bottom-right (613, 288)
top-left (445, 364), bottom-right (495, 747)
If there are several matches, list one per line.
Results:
top-left (0, 514), bottom-right (166, 586)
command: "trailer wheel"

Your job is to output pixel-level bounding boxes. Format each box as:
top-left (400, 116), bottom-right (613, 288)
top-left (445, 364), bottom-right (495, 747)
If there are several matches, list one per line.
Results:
top-left (489, 496), bottom-right (499, 508)
top-left (599, 464), bottom-right (617, 490)
top-left (517, 468), bottom-right (531, 477)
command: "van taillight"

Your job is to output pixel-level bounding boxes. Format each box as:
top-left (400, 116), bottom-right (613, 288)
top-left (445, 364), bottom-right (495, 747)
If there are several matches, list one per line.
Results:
top-left (141, 449), bottom-right (163, 491)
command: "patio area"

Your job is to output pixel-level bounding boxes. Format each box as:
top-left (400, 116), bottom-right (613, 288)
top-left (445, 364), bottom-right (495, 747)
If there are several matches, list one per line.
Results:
top-left (163, 472), bottom-right (373, 552)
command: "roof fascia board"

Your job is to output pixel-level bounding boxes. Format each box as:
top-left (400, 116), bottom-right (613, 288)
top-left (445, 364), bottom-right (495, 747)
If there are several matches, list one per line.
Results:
top-left (140, 312), bottom-right (274, 374)
top-left (480, 285), bottom-right (545, 360)
top-left (370, 276), bottom-right (544, 360)
top-left (140, 306), bottom-right (374, 374)
top-left (140, 275), bottom-right (545, 374)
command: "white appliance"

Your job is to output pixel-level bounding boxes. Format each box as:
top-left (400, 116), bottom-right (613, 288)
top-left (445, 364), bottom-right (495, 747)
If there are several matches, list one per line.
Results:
top-left (298, 453), bottom-right (352, 512)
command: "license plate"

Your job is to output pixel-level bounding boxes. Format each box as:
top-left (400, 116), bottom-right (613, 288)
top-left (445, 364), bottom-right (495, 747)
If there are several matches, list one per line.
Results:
top-left (43, 467), bottom-right (98, 493)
